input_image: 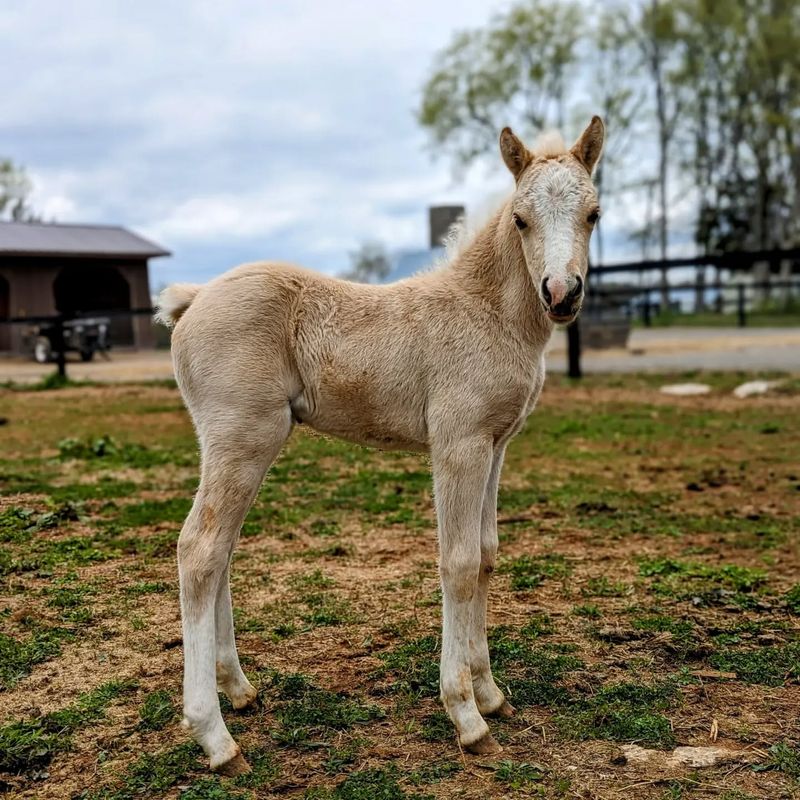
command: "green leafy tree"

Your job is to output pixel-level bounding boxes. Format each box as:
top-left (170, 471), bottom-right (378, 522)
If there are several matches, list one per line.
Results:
top-left (418, 0), bottom-right (584, 166)
top-left (679, 0), bottom-right (800, 253)
top-left (418, 0), bottom-right (800, 290)
top-left (588, 7), bottom-right (642, 267)
top-left (621, 0), bottom-right (685, 304)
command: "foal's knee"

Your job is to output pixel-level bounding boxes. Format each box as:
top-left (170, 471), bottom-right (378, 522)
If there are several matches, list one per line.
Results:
top-left (441, 554), bottom-right (481, 602)
top-left (178, 508), bottom-right (230, 611)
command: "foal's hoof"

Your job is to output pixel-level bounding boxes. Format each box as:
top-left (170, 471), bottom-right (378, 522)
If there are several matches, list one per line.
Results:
top-left (230, 686), bottom-right (259, 711)
top-left (488, 700), bottom-right (516, 719)
top-left (213, 751), bottom-right (251, 777)
top-left (464, 732), bottom-right (502, 755)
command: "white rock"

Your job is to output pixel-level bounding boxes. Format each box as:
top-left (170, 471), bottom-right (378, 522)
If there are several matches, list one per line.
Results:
top-left (733, 380), bottom-right (783, 398)
top-left (666, 746), bottom-right (733, 768)
top-left (620, 744), bottom-right (652, 764)
top-left (660, 383), bottom-right (711, 396)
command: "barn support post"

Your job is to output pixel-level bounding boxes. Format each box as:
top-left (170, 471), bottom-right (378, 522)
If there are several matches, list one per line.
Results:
top-left (567, 320), bottom-right (582, 379)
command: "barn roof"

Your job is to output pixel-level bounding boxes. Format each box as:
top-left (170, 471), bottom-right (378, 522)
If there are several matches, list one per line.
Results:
top-left (0, 221), bottom-right (170, 259)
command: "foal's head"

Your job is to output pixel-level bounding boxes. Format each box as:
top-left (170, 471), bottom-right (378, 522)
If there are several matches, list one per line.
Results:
top-left (500, 117), bottom-right (604, 324)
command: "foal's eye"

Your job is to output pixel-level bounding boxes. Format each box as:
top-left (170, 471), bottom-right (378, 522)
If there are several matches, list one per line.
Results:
top-left (512, 213), bottom-right (528, 231)
top-left (587, 209), bottom-right (601, 225)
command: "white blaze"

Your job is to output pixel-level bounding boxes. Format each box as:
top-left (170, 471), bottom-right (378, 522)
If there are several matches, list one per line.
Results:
top-left (528, 162), bottom-right (581, 305)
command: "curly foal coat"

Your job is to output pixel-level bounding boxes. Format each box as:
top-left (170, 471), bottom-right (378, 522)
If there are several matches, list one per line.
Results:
top-left (158, 118), bottom-right (604, 774)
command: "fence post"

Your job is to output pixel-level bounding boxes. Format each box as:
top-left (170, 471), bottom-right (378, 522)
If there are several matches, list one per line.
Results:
top-left (642, 298), bottom-right (651, 327)
top-left (737, 284), bottom-right (746, 327)
top-left (567, 320), bottom-right (582, 379)
top-left (53, 316), bottom-right (67, 379)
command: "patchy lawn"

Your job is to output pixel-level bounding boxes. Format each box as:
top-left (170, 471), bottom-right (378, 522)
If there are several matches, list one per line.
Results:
top-left (0, 374), bottom-right (799, 799)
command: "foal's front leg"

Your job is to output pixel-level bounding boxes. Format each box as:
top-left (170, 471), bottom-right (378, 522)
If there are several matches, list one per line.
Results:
top-left (432, 435), bottom-right (499, 753)
top-left (469, 444), bottom-right (514, 718)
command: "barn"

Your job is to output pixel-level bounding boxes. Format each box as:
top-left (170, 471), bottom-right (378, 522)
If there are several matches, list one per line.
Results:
top-left (0, 221), bottom-right (169, 354)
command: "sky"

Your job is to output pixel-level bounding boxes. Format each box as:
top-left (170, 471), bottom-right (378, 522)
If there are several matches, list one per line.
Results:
top-left (2, 1), bottom-right (660, 290)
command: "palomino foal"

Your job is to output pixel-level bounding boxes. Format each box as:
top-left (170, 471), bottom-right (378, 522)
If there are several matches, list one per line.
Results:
top-left (158, 117), bottom-right (604, 774)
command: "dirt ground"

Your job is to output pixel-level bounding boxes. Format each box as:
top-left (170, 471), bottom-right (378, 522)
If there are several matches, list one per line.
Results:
top-left (0, 374), bottom-right (799, 799)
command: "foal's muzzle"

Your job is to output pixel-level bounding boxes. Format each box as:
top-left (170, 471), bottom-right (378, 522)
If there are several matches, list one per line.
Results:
top-left (541, 276), bottom-right (583, 323)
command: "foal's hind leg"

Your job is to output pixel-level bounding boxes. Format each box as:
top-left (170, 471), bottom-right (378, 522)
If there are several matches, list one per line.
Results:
top-left (215, 558), bottom-right (258, 709)
top-left (179, 408), bottom-right (290, 773)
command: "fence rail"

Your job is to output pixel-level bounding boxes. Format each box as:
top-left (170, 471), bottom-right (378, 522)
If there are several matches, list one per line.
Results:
top-left (592, 247), bottom-right (800, 276)
top-left (586, 278), bottom-right (800, 328)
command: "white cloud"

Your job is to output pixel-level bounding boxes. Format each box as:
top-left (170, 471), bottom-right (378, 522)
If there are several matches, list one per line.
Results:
top-left (145, 194), bottom-right (298, 241)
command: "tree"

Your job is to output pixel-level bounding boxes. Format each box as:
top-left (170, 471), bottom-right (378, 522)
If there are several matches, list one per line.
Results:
top-left (417, 0), bottom-right (800, 298)
top-left (673, 0), bottom-right (800, 306)
top-left (679, 0), bottom-right (800, 253)
top-left (620, 0), bottom-right (685, 306)
top-left (341, 242), bottom-right (391, 284)
top-left (0, 160), bottom-right (38, 222)
top-left (418, 0), bottom-right (584, 167)
top-left (589, 7), bottom-right (642, 267)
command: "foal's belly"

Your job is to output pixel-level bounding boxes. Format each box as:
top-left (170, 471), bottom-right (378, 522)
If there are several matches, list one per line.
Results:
top-left (290, 381), bottom-right (430, 453)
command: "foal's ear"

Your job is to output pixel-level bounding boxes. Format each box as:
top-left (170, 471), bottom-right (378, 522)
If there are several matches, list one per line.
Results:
top-left (571, 116), bottom-right (604, 174)
top-left (500, 127), bottom-right (532, 181)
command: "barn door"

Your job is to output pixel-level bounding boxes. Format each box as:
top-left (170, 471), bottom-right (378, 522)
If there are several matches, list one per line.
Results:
top-left (53, 263), bottom-right (134, 346)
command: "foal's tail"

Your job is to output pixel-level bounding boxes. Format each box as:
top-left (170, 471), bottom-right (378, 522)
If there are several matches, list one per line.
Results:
top-left (155, 283), bottom-right (202, 327)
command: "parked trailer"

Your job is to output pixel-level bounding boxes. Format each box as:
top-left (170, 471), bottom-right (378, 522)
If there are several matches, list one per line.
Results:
top-left (24, 317), bottom-right (111, 363)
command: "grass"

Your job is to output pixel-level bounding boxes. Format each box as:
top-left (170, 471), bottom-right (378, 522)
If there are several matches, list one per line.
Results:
top-left (268, 671), bottom-right (383, 748)
top-left (489, 625), bottom-right (582, 707)
top-left (783, 584), bottom-right (800, 613)
top-left (759, 741), bottom-right (800, 778)
top-left (0, 377), bottom-right (798, 799)
top-left (501, 553), bottom-right (572, 590)
top-left (81, 742), bottom-right (204, 799)
top-left (139, 689), bottom-right (178, 731)
top-left (630, 614), bottom-right (699, 657)
top-left (638, 557), bottom-right (768, 606)
top-left (709, 642), bottom-right (800, 686)
top-left (581, 575), bottom-right (629, 597)
top-left (305, 767), bottom-right (434, 800)
top-left (493, 760), bottom-right (546, 790)
top-left (556, 678), bottom-right (682, 748)
top-left (0, 627), bottom-right (68, 690)
top-left (0, 679), bottom-right (137, 773)
top-left (376, 635), bottom-right (440, 699)
top-left (58, 434), bottom-right (193, 468)
top-left (572, 603), bottom-right (601, 618)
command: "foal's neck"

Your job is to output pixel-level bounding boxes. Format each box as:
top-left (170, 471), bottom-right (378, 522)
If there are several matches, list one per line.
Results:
top-left (445, 201), bottom-right (553, 349)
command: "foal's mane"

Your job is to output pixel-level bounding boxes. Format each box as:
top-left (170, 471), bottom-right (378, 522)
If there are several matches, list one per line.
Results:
top-left (430, 130), bottom-right (568, 273)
